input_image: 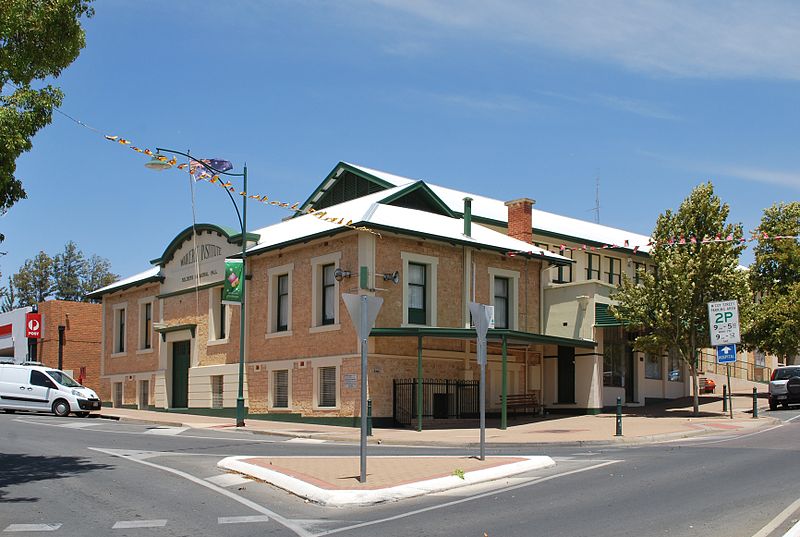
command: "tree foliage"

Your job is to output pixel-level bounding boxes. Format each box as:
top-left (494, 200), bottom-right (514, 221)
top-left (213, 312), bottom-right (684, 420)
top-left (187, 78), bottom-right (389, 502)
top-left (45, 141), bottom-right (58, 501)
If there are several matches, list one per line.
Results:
top-left (612, 182), bottom-right (751, 415)
top-left (0, 0), bottom-right (94, 218)
top-left (747, 202), bottom-right (800, 363)
top-left (12, 250), bottom-right (54, 305)
top-left (82, 254), bottom-right (117, 302)
top-left (53, 240), bottom-right (85, 301)
top-left (4, 242), bottom-right (116, 307)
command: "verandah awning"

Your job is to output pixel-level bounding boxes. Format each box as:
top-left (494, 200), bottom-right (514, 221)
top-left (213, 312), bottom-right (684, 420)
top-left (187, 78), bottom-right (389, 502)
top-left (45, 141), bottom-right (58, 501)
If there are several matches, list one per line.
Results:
top-left (369, 326), bottom-right (595, 432)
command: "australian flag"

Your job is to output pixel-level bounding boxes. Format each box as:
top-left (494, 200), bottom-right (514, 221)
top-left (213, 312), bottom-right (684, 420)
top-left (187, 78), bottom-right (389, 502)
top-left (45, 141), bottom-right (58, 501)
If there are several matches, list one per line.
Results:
top-left (190, 158), bottom-right (234, 180)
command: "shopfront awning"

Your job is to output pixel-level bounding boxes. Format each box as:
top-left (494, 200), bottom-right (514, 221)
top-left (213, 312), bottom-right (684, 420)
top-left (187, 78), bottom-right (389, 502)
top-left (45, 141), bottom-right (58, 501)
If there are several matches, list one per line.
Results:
top-left (370, 326), bottom-right (596, 348)
top-left (369, 326), bottom-right (595, 432)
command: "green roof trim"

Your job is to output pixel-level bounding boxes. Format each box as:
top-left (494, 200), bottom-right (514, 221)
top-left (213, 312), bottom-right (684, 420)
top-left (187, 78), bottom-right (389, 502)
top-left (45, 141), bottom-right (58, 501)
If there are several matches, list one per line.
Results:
top-left (149, 223), bottom-right (260, 266)
top-left (595, 302), bottom-right (626, 327)
top-left (296, 161), bottom-right (397, 216)
top-left (378, 182), bottom-right (456, 218)
top-left (370, 327), bottom-right (596, 348)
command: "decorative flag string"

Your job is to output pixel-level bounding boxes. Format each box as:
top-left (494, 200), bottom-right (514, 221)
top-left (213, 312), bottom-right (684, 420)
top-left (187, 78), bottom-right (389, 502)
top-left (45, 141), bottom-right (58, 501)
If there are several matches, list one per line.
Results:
top-left (100, 134), bottom-right (381, 236)
top-left (506, 232), bottom-right (798, 258)
top-left (52, 106), bottom-right (799, 251)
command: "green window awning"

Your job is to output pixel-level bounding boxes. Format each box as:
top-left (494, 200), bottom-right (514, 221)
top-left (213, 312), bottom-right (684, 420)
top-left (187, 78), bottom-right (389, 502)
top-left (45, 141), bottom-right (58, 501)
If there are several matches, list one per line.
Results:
top-left (595, 303), bottom-right (625, 327)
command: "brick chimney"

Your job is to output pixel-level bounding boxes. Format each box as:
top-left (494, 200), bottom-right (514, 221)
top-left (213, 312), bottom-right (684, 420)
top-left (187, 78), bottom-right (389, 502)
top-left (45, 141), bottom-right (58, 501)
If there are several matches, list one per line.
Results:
top-left (504, 198), bottom-right (535, 244)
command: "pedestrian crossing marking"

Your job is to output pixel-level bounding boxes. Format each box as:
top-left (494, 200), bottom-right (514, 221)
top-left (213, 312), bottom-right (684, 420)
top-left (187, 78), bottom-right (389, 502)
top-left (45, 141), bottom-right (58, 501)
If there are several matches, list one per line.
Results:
top-left (3, 524), bottom-right (62, 532)
top-left (112, 520), bottom-right (167, 529)
top-left (218, 515), bottom-right (270, 524)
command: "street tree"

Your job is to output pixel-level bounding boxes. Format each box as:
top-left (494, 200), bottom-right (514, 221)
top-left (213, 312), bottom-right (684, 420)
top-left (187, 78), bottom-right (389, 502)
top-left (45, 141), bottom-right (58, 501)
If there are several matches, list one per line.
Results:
top-left (53, 240), bottom-right (85, 300)
top-left (612, 182), bottom-right (751, 415)
top-left (1, 275), bottom-right (13, 312)
top-left (747, 202), bottom-right (800, 364)
top-left (0, 0), bottom-right (94, 223)
top-left (11, 250), bottom-right (54, 305)
top-left (82, 253), bottom-right (117, 301)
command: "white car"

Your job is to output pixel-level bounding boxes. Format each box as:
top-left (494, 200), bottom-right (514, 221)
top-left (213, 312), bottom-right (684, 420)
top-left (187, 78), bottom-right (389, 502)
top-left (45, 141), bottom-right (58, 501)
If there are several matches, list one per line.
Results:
top-left (768, 366), bottom-right (800, 411)
top-left (0, 362), bottom-right (102, 417)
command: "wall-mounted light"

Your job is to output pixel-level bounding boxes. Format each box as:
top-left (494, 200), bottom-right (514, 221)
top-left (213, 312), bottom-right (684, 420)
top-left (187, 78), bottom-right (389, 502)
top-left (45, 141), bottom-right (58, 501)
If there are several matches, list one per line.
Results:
top-left (380, 271), bottom-right (400, 285)
top-left (334, 268), bottom-right (352, 282)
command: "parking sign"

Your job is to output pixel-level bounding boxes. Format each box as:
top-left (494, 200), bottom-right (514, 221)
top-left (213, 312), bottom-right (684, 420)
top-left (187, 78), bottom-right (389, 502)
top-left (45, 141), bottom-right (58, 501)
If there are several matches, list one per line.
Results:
top-left (708, 300), bottom-right (740, 345)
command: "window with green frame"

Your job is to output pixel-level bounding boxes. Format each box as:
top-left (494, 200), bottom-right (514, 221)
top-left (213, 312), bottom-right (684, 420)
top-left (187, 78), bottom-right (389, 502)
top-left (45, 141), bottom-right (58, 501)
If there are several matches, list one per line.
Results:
top-left (276, 274), bottom-right (289, 332)
top-left (408, 262), bottom-right (427, 324)
top-left (493, 276), bottom-right (510, 329)
top-left (552, 247), bottom-right (573, 283)
top-left (586, 253), bottom-right (600, 280)
top-left (605, 256), bottom-right (621, 285)
top-left (321, 264), bottom-right (335, 325)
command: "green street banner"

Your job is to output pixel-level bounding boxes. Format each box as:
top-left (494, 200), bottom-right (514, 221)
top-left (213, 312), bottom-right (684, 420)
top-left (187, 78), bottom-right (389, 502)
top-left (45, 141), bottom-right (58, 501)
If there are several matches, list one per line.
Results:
top-left (223, 259), bottom-right (244, 304)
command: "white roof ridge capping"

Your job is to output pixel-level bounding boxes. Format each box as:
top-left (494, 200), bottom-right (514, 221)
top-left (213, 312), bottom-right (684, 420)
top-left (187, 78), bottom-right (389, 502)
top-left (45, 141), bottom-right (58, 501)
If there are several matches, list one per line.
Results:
top-left (344, 163), bottom-right (653, 253)
top-left (245, 188), bottom-right (569, 263)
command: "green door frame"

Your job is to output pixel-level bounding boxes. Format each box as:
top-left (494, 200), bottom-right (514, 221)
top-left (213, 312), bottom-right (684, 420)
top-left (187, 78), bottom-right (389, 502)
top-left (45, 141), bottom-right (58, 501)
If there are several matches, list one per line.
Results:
top-left (172, 340), bottom-right (190, 408)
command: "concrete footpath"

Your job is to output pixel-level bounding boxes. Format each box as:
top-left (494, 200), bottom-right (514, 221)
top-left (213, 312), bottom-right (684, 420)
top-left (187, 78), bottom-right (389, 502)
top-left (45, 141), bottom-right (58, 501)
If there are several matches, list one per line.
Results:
top-left (97, 394), bottom-right (779, 506)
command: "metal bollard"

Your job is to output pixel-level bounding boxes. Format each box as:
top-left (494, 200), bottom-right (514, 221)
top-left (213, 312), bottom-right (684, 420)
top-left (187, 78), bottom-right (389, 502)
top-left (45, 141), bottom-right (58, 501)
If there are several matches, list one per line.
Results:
top-left (367, 399), bottom-right (373, 436)
top-left (752, 387), bottom-right (758, 418)
top-left (615, 396), bottom-right (623, 436)
top-left (722, 385), bottom-right (727, 412)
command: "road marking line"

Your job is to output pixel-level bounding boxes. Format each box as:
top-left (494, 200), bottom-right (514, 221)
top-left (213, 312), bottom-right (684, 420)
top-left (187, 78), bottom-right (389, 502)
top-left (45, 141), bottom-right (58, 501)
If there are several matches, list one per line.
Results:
top-left (285, 438), bottom-right (326, 444)
top-left (206, 474), bottom-right (252, 487)
top-left (315, 460), bottom-right (621, 536)
top-left (218, 515), bottom-right (270, 524)
top-left (3, 524), bottom-right (61, 532)
top-left (143, 426), bottom-right (189, 435)
top-left (89, 447), bottom-right (312, 537)
top-left (12, 418), bottom-right (277, 443)
top-left (112, 520), bottom-right (167, 529)
top-left (58, 421), bottom-right (102, 428)
top-left (751, 497), bottom-right (800, 537)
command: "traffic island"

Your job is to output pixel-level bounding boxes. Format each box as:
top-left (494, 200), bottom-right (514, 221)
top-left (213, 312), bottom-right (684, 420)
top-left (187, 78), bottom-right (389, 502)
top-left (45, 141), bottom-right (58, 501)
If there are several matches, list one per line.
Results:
top-left (217, 455), bottom-right (555, 507)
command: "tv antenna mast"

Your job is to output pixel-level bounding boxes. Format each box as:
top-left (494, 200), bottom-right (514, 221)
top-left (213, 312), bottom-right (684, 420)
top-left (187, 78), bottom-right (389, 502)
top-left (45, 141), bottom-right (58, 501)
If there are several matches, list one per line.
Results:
top-left (593, 175), bottom-right (600, 224)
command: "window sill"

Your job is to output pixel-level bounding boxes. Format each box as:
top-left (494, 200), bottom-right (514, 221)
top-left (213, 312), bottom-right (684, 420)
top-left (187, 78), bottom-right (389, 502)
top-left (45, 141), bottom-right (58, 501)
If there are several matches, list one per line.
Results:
top-left (136, 348), bottom-right (154, 356)
top-left (265, 330), bottom-right (293, 340)
top-left (111, 352), bottom-right (128, 358)
top-left (207, 338), bottom-right (230, 347)
top-left (268, 406), bottom-right (293, 412)
top-left (309, 324), bottom-right (341, 334)
top-left (313, 405), bottom-right (340, 411)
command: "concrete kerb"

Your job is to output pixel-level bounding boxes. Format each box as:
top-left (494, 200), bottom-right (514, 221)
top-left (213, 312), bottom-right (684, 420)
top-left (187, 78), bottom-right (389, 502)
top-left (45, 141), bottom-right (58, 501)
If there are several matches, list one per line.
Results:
top-left (218, 455), bottom-right (556, 507)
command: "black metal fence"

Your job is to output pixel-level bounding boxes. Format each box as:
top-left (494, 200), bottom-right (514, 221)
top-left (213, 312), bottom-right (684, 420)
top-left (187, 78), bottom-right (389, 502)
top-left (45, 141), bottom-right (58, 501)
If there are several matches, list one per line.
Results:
top-left (392, 378), bottom-right (479, 427)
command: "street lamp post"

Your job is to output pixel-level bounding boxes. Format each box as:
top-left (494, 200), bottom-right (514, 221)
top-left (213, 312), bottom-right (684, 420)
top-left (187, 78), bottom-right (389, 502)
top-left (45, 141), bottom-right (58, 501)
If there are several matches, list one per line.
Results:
top-left (146, 148), bottom-right (249, 427)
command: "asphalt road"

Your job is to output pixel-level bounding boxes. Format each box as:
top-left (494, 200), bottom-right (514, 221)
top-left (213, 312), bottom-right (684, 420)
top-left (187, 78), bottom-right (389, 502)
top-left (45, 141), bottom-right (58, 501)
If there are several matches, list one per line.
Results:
top-left (1, 408), bottom-right (799, 537)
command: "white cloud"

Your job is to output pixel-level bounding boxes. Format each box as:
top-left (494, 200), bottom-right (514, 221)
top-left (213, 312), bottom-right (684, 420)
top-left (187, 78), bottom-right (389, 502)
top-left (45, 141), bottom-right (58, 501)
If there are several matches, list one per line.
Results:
top-left (362, 0), bottom-right (800, 80)
top-left (715, 166), bottom-right (800, 189)
top-left (409, 90), bottom-right (542, 115)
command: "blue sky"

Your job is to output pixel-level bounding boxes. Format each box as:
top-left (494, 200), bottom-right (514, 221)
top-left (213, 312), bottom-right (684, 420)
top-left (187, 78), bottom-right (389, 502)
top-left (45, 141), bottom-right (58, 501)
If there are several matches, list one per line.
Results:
top-left (2, 1), bottom-right (799, 282)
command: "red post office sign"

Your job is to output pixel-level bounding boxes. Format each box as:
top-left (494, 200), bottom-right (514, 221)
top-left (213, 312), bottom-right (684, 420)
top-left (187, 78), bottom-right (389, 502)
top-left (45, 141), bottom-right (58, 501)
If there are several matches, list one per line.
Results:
top-left (25, 313), bottom-right (42, 339)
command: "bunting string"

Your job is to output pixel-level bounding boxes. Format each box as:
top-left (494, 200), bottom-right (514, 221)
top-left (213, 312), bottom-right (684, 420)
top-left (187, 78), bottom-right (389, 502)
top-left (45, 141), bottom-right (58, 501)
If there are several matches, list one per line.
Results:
top-left (100, 135), bottom-right (381, 237)
top-left (53, 107), bottom-right (798, 250)
top-left (507, 232), bottom-right (798, 258)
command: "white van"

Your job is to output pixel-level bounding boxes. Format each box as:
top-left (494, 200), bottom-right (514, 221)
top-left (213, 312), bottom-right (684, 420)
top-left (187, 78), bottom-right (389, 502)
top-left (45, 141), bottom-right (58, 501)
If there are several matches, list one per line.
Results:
top-left (0, 362), bottom-right (101, 417)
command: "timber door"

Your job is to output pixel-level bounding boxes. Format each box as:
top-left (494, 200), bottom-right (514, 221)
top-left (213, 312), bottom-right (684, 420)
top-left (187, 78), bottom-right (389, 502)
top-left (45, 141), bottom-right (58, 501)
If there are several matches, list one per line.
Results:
top-left (557, 346), bottom-right (576, 404)
top-left (171, 341), bottom-right (190, 408)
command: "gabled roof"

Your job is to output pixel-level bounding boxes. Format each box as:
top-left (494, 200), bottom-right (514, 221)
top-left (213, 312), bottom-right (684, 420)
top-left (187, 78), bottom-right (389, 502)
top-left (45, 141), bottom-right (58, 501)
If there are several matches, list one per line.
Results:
top-left (245, 184), bottom-right (569, 263)
top-left (340, 163), bottom-right (653, 254)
